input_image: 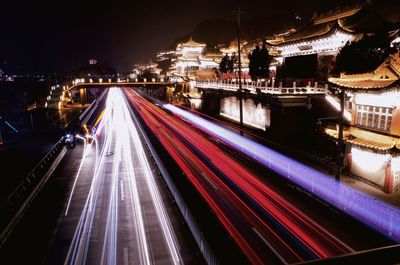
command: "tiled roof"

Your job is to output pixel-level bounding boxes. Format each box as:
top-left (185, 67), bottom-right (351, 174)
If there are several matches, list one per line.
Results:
top-left (329, 53), bottom-right (400, 89)
top-left (278, 22), bottom-right (337, 44)
top-left (268, 3), bottom-right (397, 46)
top-left (182, 37), bottom-right (206, 47)
top-left (328, 79), bottom-right (397, 89)
top-left (325, 127), bottom-right (400, 152)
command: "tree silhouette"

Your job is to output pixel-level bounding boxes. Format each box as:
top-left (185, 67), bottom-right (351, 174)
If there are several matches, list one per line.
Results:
top-left (258, 40), bottom-right (272, 79)
top-left (219, 53), bottom-right (238, 74)
top-left (335, 33), bottom-right (393, 74)
top-left (248, 45), bottom-right (260, 81)
top-left (219, 53), bottom-right (229, 73)
top-left (157, 59), bottom-right (172, 75)
top-left (228, 52), bottom-right (238, 73)
top-left (248, 39), bottom-right (272, 81)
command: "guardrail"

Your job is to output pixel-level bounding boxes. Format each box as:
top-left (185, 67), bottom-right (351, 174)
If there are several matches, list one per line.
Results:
top-left (0, 138), bottom-right (65, 246)
top-left (195, 80), bottom-right (328, 95)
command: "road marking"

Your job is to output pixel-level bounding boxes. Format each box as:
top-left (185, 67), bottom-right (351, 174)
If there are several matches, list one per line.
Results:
top-left (252, 227), bottom-right (288, 265)
top-left (123, 247), bottom-right (129, 265)
top-left (120, 179), bottom-right (125, 201)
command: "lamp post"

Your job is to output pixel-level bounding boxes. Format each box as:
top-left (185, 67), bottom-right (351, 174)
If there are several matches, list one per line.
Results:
top-left (336, 88), bottom-right (345, 182)
top-left (235, 6), bottom-right (244, 131)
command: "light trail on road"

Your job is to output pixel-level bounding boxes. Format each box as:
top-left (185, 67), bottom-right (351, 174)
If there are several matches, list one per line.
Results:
top-left (125, 89), bottom-right (360, 264)
top-left (162, 104), bottom-right (400, 243)
top-left (64, 87), bottom-right (182, 265)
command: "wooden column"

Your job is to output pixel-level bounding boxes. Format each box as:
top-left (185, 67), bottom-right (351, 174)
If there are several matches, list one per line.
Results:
top-left (384, 158), bottom-right (393, 194)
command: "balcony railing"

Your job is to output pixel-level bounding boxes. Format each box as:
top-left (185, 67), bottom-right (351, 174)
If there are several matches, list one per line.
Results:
top-left (195, 79), bottom-right (328, 95)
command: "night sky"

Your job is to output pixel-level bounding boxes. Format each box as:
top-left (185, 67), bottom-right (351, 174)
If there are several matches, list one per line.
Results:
top-left (0, 0), bottom-right (396, 74)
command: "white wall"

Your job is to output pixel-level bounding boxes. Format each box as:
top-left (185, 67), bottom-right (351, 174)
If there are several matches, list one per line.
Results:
top-left (351, 147), bottom-right (388, 188)
top-left (220, 96), bottom-right (270, 130)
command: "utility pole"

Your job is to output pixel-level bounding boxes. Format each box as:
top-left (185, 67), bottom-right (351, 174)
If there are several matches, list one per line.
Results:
top-left (235, 6), bottom-right (245, 131)
top-left (336, 88), bottom-right (345, 182)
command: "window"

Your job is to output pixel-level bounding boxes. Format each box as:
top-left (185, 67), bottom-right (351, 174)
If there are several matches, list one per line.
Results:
top-left (367, 113), bottom-right (373, 127)
top-left (355, 104), bottom-right (393, 132)
top-left (373, 113), bottom-right (380, 129)
top-left (380, 115), bottom-right (387, 130)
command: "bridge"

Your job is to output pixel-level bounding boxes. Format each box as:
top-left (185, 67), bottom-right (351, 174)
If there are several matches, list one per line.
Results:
top-left (46, 79), bottom-right (189, 108)
top-left (47, 77), bottom-right (331, 109)
top-left (63, 81), bottom-right (183, 93)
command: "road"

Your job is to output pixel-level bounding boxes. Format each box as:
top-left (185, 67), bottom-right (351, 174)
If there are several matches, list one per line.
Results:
top-left (0, 87), bottom-right (203, 265)
top-left (61, 87), bottom-right (195, 265)
top-left (125, 88), bottom-right (398, 265)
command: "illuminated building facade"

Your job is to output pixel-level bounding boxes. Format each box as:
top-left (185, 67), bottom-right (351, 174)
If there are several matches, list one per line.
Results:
top-left (172, 38), bottom-right (219, 79)
top-left (328, 52), bottom-right (400, 194)
top-left (130, 61), bottom-right (161, 80)
top-left (266, 3), bottom-right (395, 80)
top-left (220, 96), bottom-right (270, 130)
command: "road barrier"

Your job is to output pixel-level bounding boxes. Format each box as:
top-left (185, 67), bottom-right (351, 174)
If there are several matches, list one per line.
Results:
top-left (0, 138), bottom-right (66, 247)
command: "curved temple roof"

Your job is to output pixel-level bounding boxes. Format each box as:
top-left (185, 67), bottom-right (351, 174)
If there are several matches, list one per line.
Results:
top-left (329, 52), bottom-right (400, 90)
top-left (268, 2), bottom-right (398, 46)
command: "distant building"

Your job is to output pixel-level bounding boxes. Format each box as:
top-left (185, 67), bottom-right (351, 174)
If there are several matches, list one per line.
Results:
top-left (327, 51), bottom-right (400, 194)
top-left (157, 38), bottom-right (220, 80)
top-left (130, 61), bottom-right (161, 80)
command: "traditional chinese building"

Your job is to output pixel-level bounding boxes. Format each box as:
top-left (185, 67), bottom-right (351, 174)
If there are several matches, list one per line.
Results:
top-left (171, 38), bottom-right (220, 79)
top-left (267, 2), bottom-right (399, 81)
top-left (327, 51), bottom-right (400, 194)
top-left (218, 40), bottom-right (252, 80)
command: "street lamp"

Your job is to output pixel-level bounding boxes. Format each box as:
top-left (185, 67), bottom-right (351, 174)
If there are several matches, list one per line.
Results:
top-left (234, 6), bottom-right (245, 132)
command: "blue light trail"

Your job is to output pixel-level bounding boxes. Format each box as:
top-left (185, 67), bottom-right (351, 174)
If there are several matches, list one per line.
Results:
top-left (163, 104), bottom-right (400, 243)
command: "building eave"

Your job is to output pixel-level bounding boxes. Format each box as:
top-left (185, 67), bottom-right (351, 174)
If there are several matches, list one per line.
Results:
top-left (325, 126), bottom-right (400, 154)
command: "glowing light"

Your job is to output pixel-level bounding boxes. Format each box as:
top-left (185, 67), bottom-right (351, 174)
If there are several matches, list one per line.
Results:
top-left (351, 147), bottom-right (388, 187)
top-left (220, 96), bottom-right (270, 130)
top-left (163, 104), bottom-right (400, 242)
top-left (65, 88), bottom-right (181, 265)
top-left (325, 95), bottom-right (352, 121)
top-left (355, 93), bottom-right (400, 108)
top-left (279, 30), bottom-right (355, 57)
top-left (188, 98), bottom-right (202, 110)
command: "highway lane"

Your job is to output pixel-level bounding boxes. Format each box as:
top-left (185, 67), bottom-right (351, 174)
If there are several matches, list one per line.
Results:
top-left (61, 87), bottom-right (187, 265)
top-left (125, 88), bottom-right (396, 264)
top-left (0, 87), bottom-right (204, 265)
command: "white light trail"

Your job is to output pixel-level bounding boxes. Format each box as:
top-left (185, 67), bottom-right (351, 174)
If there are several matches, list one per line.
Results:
top-left (119, 88), bottom-right (182, 265)
top-left (64, 87), bottom-right (182, 265)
